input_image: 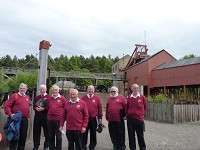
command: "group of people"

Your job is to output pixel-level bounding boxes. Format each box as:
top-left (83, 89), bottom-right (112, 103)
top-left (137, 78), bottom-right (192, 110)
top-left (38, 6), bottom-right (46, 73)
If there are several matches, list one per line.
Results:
top-left (4, 83), bottom-right (147, 150)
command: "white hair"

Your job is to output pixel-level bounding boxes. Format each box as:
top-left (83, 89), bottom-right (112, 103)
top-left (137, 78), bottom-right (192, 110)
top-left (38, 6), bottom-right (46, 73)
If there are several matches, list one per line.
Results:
top-left (40, 84), bottom-right (47, 89)
top-left (88, 85), bottom-right (95, 89)
top-left (131, 84), bottom-right (139, 88)
top-left (52, 85), bottom-right (59, 91)
top-left (110, 86), bottom-right (118, 92)
top-left (87, 85), bottom-right (95, 92)
top-left (19, 83), bottom-right (28, 90)
top-left (70, 88), bottom-right (78, 94)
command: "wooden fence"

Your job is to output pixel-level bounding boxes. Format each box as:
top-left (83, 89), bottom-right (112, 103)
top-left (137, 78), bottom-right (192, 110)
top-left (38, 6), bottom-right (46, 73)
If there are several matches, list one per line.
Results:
top-left (146, 103), bottom-right (200, 123)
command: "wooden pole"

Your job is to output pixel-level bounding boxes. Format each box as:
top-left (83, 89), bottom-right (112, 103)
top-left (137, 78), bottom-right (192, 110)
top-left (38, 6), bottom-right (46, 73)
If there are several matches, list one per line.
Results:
top-left (37, 40), bottom-right (50, 95)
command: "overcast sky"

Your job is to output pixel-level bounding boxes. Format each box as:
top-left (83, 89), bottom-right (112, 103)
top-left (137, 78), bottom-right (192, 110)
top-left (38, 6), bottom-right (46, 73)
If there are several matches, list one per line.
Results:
top-left (0, 0), bottom-right (199, 60)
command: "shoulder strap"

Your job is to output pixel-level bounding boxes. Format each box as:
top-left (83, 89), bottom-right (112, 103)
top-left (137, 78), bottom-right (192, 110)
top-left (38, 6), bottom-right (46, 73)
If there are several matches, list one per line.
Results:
top-left (14, 93), bottom-right (18, 100)
top-left (11, 93), bottom-right (18, 108)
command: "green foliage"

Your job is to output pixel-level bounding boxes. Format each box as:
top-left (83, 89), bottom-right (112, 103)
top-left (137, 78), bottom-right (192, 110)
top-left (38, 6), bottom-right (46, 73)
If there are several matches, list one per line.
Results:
top-left (0, 72), bottom-right (8, 92)
top-left (148, 94), bottom-right (167, 103)
top-left (147, 95), bottom-right (155, 102)
top-left (5, 72), bottom-right (37, 93)
top-left (1, 54), bottom-right (118, 90)
top-left (155, 94), bottom-right (167, 102)
top-left (180, 54), bottom-right (197, 60)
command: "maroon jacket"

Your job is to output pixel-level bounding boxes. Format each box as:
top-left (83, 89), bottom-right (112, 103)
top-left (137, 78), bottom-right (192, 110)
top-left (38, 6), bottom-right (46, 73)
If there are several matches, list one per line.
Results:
top-left (33, 93), bottom-right (50, 116)
top-left (106, 94), bottom-right (127, 122)
top-left (82, 94), bottom-right (103, 120)
top-left (47, 95), bottom-right (67, 122)
top-left (4, 93), bottom-right (30, 118)
top-left (127, 94), bottom-right (147, 120)
top-left (61, 99), bottom-right (89, 130)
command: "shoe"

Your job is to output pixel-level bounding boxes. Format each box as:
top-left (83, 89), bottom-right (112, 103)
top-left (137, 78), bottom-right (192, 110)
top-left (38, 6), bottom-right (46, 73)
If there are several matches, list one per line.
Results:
top-left (43, 147), bottom-right (49, 150)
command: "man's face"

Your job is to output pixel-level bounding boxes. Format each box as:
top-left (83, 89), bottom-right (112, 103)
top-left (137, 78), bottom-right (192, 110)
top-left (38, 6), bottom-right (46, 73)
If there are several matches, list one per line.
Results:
top-left (70, 90), bottom-right (78, 101)
top-left (19, 86), bottom-right (26, 95)
top-left (52, 87), bottom-right (59, 97)
top-left (132, 85), bottom-right (139, 95)
top-left (87, 86), bottom-right (94, 95)
top-left (110, 88), bottom-right (118, 98)
top-left (40, 87), bottom-right (46, 94)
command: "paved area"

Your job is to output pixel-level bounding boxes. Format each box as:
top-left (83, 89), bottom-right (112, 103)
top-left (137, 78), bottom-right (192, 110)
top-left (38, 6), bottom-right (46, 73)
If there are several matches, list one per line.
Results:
top-left (4, 117), bottom-right (200, 150)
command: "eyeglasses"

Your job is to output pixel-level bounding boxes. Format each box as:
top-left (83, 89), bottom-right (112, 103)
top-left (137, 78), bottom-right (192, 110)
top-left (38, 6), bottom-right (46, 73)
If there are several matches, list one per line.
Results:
top-left (110, 91), bottom-right (116, 93)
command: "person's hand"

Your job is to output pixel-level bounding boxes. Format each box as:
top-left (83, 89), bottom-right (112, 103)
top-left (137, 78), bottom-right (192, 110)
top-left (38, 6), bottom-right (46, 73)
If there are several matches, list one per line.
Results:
top-left (59, 126), bottom-right (66, 135)
top-left (10, 114), bottom-right (14, 117)
top-left (59, 126), bottom-right (63, 131)
top-left (123, 116), bottom-right (127, 120)
top-left (98, 119), bottom-right (102, 124)
top-left (35, 106), bottom-right (44, 112)
top-left (81, 127), bottom-right (86, 133)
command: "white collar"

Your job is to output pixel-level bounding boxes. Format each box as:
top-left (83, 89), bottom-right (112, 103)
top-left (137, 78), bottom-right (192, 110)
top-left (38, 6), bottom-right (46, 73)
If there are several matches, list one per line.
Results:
top-left (69, 98), bottom-right (80, 104)
top-left (87, 94), bottom-right (94, 98)
top-left (130, 93), bottom-right (140, 98)
top-left (52, 94), bottom-right (61, 99)
top-left (41, 93), bottom-right (47, 96)
top-left (18, 92), bottom-right (26, 96)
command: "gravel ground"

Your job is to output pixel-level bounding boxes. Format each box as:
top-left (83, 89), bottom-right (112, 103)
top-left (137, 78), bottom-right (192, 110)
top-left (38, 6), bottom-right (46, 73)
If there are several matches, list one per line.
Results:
top-left (5, 116), bottom-right (200, 150)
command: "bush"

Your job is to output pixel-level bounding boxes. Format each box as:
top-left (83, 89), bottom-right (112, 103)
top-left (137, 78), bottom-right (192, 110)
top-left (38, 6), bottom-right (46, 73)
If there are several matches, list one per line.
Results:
top-left (5, 72), bottom-right (37, 94)
top-left (147, 95), bottom-right (154, 102)
top-left (147, 94), bottom-right (167, 103)
top-left (155, 94), bottom-right (167, 103)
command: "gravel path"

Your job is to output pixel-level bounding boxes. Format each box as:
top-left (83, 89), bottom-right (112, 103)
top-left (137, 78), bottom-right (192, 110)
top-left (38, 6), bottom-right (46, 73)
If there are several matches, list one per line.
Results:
top-left (5, 117), bottom-right (200, 150)
top-left (142, 120), bottom-right (200, 150)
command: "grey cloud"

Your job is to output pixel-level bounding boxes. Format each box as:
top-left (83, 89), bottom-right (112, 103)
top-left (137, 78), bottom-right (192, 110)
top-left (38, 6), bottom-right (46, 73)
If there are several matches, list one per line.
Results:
top-left (0, 0), bottom-right (200, 59)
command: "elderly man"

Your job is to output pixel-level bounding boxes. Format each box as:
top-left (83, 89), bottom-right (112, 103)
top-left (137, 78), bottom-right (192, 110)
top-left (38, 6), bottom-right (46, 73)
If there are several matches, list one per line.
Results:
top-left (127, 84), bottom-right (147, 150)
top-left (47, 85), bottom-right (67, 150)
top-left (81, 85), bottom-right (103, 150)
top-left (33, 85), bottom-right (50, 150)
top-left (106, 86), bottom-right (127, 150)
top-left (60, 89), bottom-right (88, 150)
top-left (4, 83), bottom-right (30, 150)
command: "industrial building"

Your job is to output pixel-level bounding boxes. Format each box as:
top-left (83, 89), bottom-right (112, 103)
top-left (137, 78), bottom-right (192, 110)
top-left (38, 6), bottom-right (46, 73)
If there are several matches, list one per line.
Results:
top-left (125, 44), bottom-right (200, 103)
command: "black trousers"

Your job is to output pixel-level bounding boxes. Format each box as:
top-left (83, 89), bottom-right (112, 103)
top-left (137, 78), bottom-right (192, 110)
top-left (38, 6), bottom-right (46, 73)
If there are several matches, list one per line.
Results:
top-left (82, 119), bottom-right (97, 149)
top-left (9, 118), bottom-right (28, 150)
top-left (48, 120), bottom-right (62, 150)
top-left (33, 115), bottom-right (49, 149)
top-left (127, 116), bottom-right (146, 150)
top-left (66, 130), bottom-right (82, 150)
top-left (108, 121), bottom-right (126, 150)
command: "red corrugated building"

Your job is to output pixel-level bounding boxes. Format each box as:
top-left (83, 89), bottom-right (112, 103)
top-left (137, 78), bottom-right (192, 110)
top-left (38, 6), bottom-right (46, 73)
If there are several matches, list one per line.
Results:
top-left (125, 44), bottom-right (200, 103)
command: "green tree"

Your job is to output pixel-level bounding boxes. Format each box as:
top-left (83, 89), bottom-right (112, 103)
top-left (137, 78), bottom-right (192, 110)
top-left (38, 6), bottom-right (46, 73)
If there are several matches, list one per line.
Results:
top-left (180, 54), bottom-right (197, 60)
top-left (1, 55), bottom-right (15, 67)
top-left (5, 72), bottom-right (37, 93)
top-left (84, 55), bottom-right (100, 72)
top-left (48, 55), bottom-right (55, 70)
top-left (24, 54), bottom-right (38, 69)
top-left (99, 55), bottom-right (113, 73)
top-left (113, 56), bottom-right (120, 63)
top-left (13, 55), bottom-right (19, 67)
top-left (68, 55), bottom-right (81, 71)
top-left (54, 57), bottom-right (64, 71)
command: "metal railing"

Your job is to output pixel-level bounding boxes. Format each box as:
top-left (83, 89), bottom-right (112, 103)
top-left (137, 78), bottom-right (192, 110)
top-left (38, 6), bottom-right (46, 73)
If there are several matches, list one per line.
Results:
top-left (1, 67), bottom-right (125, 81)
